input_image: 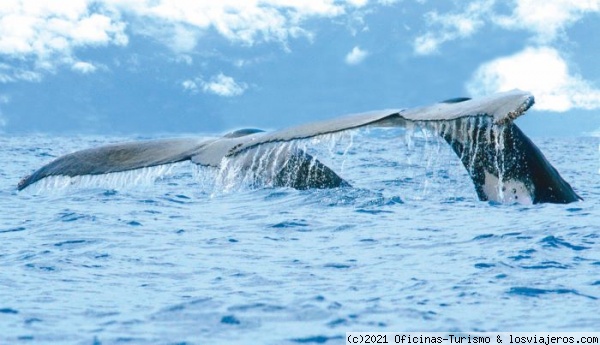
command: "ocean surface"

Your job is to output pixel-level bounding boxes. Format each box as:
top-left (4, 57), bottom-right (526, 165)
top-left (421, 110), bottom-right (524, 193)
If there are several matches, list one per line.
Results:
top-left (1, 130), bottom-right (599, 344)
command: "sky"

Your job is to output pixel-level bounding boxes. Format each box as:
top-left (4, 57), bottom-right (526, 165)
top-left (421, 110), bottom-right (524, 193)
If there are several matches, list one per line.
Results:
top-left (1, 0), bottom-right (600, 136)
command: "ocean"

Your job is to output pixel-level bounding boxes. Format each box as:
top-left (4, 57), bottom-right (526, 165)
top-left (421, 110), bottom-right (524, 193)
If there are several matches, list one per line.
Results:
top-left (1, 130), bottom-right (599, 344)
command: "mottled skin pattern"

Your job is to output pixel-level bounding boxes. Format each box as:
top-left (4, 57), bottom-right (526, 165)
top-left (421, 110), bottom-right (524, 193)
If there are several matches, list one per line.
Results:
top-left (439, 117), bottom-right (581, 204)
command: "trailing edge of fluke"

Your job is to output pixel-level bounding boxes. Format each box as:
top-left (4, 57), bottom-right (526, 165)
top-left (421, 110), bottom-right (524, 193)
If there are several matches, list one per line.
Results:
top-left (17, 90), bottom-right (582, 204)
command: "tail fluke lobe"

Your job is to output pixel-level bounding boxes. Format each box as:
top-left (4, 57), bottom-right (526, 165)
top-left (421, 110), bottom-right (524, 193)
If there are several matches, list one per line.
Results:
top-left (273, 150), bottom-right (350, 189)
top-left (18, 138), bottom-right (204, 190)
top-left (219, 144), bottom-right (350, 189)
top-left (438, 118), bottom-right (581, 204)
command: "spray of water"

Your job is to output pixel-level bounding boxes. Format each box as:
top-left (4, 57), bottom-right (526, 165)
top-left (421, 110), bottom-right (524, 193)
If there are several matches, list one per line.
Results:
top-left (23, 162), bottom-right (190, 194)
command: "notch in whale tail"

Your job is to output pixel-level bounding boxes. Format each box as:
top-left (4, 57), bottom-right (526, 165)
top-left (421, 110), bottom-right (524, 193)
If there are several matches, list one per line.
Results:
top-left (437, 117), bottom-right (582, 204)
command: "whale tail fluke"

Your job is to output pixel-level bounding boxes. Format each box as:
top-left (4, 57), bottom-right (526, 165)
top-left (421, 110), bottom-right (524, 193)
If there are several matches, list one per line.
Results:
top-left (17, 136), bottom-right (350, 191)
top-left (17, 138), bottom-right (204, 191)
top-left (437, 118), bottom-right (581, 204)
top-left (17, 90), bottom-right (582, 204)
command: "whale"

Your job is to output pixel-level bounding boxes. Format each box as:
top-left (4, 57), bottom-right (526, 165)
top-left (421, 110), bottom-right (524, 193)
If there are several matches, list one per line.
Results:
top-left (17, 90), bottom-right (581, 204)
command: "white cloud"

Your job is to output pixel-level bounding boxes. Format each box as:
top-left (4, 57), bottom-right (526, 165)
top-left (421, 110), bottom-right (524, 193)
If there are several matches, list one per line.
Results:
top-left (104, 0), bottom-right (356, 50)
top-left (0, 63), bottom-right (42, 83)
top-left (466, 47), bottom-right (600, 112)
top-left (414, 0), bottom-right (600, 54)
top-left (71, 61), bottom-right (98, 74)
top-left (0, 1), bottom-right (128, 54)
top-left (0, 0), bottom-right (127, 81)
top-left (494, 0), bottom-right (600, 43)
top-left (183, 73), bottom-right (248, 97)
top-left (182, 79), bottom-right (198, 93)
top-left (345, 46), bottom-right (369, 65)
top-left (201, 73), bottom-right (248, 97)
top-left (0, 0), bottom-right (373, 81)
top-left (414, 0), bottom-right (493, 55)
top-left (418, 0), bottom-right (600, 113)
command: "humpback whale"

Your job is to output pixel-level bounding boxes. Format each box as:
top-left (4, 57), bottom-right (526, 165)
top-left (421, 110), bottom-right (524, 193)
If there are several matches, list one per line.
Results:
top-left (17, 90), bottom-right (581, 204)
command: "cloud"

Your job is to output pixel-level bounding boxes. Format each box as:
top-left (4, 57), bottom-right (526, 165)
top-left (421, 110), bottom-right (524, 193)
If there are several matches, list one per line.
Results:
top-left (183, 73), bottom-right (248, 97)
top-left (418, 1), bottom-right (600, 113)
top-left (345, 46), bottom-right (369, 65)
top-left (466, 46), bottom-right (600, 112)
top-left (494, 0), bottom-right (600, 43)
top-left (1, 0), bottom-right (372, 81)
top-left (0, 0), bottom-right (127, 81)
top-left (414, 0), bottom-right (493, 55)
top-left (413, 0), bottom-right (600, 54)
top-left (182, 80), bottom-right (198, 93)
top-left (0, 63), bottom-right (42, 83)
top-left (202, 74), bottom-right (248, 97)
top-left (104, 0), bottom-right (361, 50)
top-left (71, 61), bottom-right (98, 74)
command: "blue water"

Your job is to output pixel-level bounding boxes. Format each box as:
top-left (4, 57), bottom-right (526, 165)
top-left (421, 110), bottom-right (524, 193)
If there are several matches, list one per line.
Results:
top-left (1, 131), bottom-right (599, 344)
